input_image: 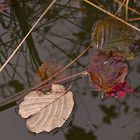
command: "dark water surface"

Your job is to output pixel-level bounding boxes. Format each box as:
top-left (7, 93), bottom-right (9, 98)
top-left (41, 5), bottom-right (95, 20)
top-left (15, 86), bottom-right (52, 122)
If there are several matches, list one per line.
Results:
top-left (0, 0), bottom-right (140, 140)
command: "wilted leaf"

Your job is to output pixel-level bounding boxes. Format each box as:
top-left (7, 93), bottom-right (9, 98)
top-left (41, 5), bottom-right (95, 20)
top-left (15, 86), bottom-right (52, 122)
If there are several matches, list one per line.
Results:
top-left (88, 52), bottom-right (133, 99)
top-left (88, 52), bottom-right (128, 93)
top-left (18, 84), bottom-right (74, 133)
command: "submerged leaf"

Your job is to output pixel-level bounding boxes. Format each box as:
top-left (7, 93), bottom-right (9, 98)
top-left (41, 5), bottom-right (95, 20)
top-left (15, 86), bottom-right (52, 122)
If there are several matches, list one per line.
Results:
top-left (91, 18), bottom-right (135, 59)
top-left (18, 84), bottom-right (74, 133)
top-left (34, 61), bottom-right (66, 84)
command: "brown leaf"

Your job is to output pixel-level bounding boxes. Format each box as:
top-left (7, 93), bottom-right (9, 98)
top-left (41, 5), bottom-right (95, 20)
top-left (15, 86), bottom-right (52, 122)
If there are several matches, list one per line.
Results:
top-left (34, 61), bottom-right (67, 84)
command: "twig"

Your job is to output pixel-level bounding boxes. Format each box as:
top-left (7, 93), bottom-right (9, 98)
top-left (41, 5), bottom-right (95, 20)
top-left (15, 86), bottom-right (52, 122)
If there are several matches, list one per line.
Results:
top-left (0, 71), bottom-right (87, 107)
top-left (33, 43), bottom-right (91, 89)
top-left (0, 44), bottom-right (91, 107)
top-left (0, 0), bottom-right (57, 72)
top-left (38, 71), bottom-right (88, 90)
top-left (84, 0), bottom-right (140, 32)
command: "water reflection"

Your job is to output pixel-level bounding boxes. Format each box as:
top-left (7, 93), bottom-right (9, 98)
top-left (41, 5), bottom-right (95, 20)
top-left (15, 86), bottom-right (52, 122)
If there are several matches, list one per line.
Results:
top-left (133, 132), bottom-right (140, 140)
top-left (99, 105), bottom-right (118, 124)
top-left (65, 125), bottom-right (97, 140)
top-left (0, 0), bottom-right (139, 140)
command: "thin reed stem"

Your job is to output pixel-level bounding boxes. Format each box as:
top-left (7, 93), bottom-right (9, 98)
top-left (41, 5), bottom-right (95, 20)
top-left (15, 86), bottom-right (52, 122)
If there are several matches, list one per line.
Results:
top-left (125, 0), bottom-right (129, 21)
top-left (30, 44), bottom-right (91, 90)
top-left (0, 44), bottom-right (91, 107)
top-left (128, 17), bottom-right (140, 22)
top-left (84, 0), bottom-right (140, 32)
top-left (38, 71), bottom-right (88, 90)
top-left (0, 71), bottom-right (87, 107)
top-left (115, 0), bottom-right (126, 15)
top-left (0, 0), bottom-right (56, 72)
top-left (114, 0), bottom-right (140, 16)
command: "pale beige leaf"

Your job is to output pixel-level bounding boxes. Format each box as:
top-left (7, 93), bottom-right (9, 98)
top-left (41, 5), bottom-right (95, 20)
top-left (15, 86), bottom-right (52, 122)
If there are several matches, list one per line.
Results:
top-left (18, 84), bottom-right (74, 133)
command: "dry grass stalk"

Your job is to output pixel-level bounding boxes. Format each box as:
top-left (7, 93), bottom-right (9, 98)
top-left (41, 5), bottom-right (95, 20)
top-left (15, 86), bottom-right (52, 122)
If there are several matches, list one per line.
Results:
top-left (84, 0), bottom-right (140, 32)
top-left (0, 0), bottom-right (57, 72)
top-left (115, 0), bottom-right (126, 15)
top-left (128, 17), bottom-right (140, 22)
top-left (114, 0), bottom-right (140, 16)
top-left (125, 0), bottom-right (129, 21)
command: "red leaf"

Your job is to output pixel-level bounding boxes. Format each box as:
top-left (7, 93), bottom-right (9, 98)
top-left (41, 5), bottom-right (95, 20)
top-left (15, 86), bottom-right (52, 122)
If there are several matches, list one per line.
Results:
top-left (116, 90), bottom-right (127, 99)
top-left (107, 81), bottom-right (134, 99)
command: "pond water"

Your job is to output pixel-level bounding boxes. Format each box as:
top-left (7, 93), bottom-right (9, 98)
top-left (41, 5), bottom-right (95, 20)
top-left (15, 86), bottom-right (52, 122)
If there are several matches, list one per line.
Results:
top-left (0, 0), bottom-right (140, 140)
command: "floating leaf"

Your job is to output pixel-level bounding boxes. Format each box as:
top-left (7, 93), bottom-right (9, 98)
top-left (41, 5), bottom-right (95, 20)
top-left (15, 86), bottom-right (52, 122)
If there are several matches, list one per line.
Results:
top-left (91, 18), bottom-right (135, 59)
top-left (88, 52), bottom-right (129, 98)
top-left (18, 84), bottom-right (74, 133)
